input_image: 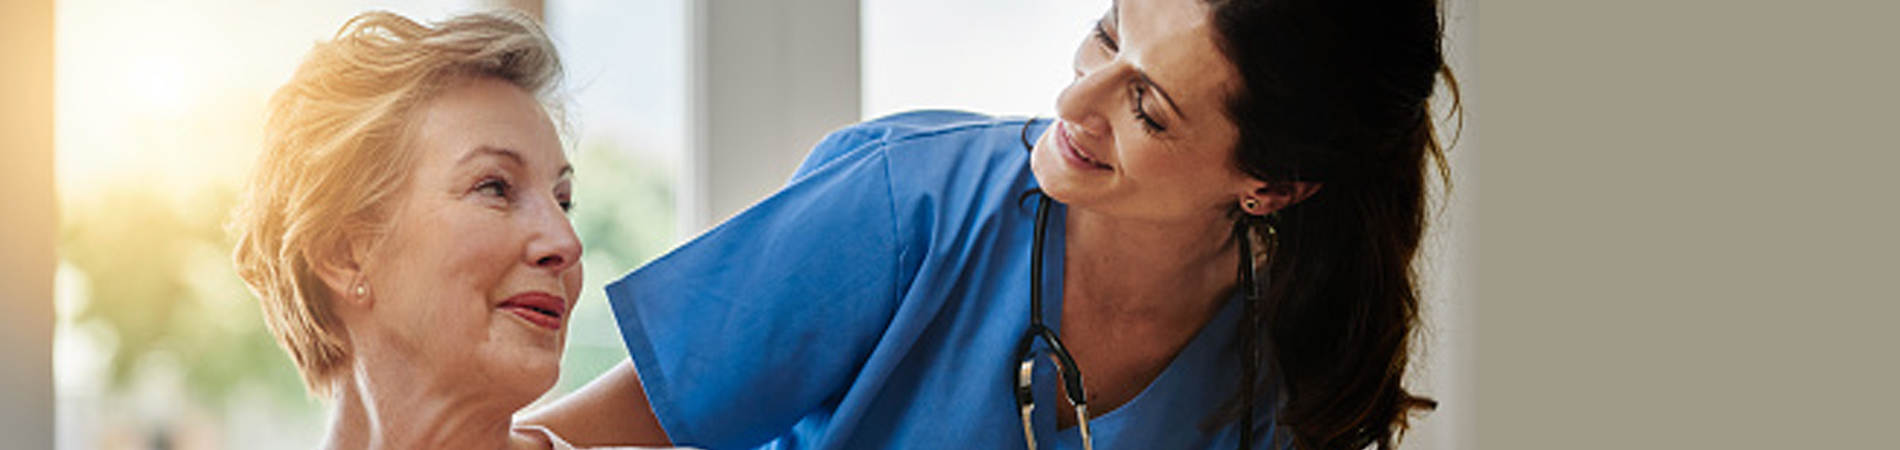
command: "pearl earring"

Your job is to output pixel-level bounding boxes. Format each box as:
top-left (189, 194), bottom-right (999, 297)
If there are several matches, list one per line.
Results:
top-left (354, 283), bottom-right (367, 297)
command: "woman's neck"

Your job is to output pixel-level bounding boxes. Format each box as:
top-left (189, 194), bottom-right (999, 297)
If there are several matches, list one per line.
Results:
top-left (321, 359), bottom-right (537, 450)
top-left (1062, 207), bottom-right (1241, 323)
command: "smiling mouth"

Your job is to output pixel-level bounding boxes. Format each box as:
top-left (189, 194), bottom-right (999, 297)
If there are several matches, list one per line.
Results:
top-left (498, 292), bottom-right (567, 331)
top-left (1057, 122), bottom-right (1113, 170)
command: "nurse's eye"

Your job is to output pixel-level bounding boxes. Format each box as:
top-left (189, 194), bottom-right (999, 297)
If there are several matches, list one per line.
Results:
top-left (1092, 19), bottom-right (1119, 52)
top-left (1131, 84), bottom-right (1166, 134)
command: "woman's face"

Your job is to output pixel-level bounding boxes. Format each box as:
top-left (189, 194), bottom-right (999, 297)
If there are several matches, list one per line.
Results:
top-left (352, 76), bottom-right (581, 401)
top-left (1031, 0), bottom-right (1255, 225)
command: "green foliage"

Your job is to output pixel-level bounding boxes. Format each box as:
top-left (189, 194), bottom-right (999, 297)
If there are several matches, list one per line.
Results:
top-left (555, 139), bottom-right (680, 394)
top-left (571, 140), bottom-right (678, 272)
top-left (59, 185), bottom-right (312, 407)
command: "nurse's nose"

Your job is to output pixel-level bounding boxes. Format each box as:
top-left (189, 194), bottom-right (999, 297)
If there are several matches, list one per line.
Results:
top-left (1055, 61), bottom-right (1125, 138)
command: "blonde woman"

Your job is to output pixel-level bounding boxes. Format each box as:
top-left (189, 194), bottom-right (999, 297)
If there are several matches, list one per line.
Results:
top-left (231, 11), bottom-right (677, 450)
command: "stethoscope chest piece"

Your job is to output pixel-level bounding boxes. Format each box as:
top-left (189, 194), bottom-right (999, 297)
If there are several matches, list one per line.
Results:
top-left (1014, 195), bottom-right (1093, 450)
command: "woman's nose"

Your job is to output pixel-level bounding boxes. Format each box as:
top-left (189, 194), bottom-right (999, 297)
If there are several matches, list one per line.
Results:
top-left (527, 202), bottom-right (582, 273)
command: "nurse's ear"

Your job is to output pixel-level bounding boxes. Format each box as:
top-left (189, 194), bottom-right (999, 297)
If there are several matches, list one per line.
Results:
top-left (1238, 179), bottom-right (1322, 217)
top-left (308, 231), bottom-right (377, 308)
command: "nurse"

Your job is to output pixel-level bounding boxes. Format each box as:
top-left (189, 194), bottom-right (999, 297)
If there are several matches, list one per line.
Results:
top-left (528, 0), bottom-right (1454, 449)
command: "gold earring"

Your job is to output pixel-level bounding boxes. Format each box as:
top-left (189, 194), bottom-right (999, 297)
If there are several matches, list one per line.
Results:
top-left (1243, 198), bottom-right (1260, 212)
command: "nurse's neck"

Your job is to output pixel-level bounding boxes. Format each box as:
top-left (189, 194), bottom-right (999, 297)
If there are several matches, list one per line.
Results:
top-left (1062, 207), bottom-right (1238, 320)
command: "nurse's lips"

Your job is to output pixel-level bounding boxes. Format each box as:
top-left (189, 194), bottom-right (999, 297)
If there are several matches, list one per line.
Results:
top-left (498, 291), bottom-right (567, 331)
top-left (1055, 122), bottom-right (1113, 171)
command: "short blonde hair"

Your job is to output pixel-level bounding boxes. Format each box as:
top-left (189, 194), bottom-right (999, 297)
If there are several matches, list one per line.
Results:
top-left (229, 10), bottom-right (562, 396)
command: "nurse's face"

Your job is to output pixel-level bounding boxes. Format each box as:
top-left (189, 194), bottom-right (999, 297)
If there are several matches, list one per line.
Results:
top-left (350, 76), bottom-right (582, 402)
top-left (1031, 0), bottom-right (1256, 225)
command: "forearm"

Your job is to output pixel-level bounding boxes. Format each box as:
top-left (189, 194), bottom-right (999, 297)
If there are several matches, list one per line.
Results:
top-left (519, 360), bottom-right (671, 447)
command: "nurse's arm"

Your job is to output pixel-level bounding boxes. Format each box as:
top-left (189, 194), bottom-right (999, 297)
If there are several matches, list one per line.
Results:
top-left (519, 360), bottom-right (672, 446)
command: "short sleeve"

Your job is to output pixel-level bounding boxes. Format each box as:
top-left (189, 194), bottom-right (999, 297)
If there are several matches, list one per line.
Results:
top-left (789, 110), bottom-right (1004, 184)
top-left (789, 123), bottom-right (884, 183)
top-left (606, 135), bottom-right (909, 449)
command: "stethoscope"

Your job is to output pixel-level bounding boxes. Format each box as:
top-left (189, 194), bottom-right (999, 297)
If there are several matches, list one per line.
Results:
top-left (1012, 192), bottom-right (1264, 450)
top-left (1011, 118), bottom-right (1266, 449)
top-left (1013, 194), bottom-right (1092, 450)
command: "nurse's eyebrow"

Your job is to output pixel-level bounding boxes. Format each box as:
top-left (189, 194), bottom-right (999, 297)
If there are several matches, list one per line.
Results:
top-left (1136, 72), bottom-right (1187, 122)
top-left (1106, 0), bottom-right (1185, 122)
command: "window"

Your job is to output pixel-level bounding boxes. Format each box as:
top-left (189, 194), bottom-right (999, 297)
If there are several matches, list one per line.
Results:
top-left (862, 0), bottom-right (1104, 119)
top-left (541, 0), bottom-right (689, 398)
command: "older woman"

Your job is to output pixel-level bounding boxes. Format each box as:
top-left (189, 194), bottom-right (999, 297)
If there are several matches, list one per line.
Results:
top-left (230, 11), bottom-right (671, 450)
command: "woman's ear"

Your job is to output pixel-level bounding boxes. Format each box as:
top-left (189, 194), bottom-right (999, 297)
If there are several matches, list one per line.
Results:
top-left (1240, 180), bottom-right (1323, 216)
top-left (308, 232), bottom-right (373, 308)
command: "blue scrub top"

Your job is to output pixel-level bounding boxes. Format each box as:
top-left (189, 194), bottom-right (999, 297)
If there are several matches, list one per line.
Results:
top-left (607, 111), bottom-right (1287, 450)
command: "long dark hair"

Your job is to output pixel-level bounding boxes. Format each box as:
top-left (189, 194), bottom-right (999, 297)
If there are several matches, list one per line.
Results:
top-left (1205, 0), bottom-right (1457, 448)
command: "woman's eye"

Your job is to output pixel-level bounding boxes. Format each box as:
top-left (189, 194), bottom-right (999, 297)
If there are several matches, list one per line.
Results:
top-left (476, 178), bottom-right (512, 199)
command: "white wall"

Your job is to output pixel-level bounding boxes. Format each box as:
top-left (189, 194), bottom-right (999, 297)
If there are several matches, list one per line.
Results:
top-left (862, 0), bottom-right (1102, 119)
top-left (1409, 0), bottom-right (1477, 448)
top-left (688, 0), bottom-right (860, 230)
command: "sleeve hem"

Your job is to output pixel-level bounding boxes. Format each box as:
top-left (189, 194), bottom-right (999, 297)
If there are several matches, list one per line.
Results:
top-left (607, 279), bottom-right (699, 446)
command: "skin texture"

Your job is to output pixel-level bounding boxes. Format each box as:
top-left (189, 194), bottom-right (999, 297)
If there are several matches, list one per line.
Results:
top-left (311, 76), bottom-right (583, 450)
top-left (520, 0), bottom-right (1317, 442)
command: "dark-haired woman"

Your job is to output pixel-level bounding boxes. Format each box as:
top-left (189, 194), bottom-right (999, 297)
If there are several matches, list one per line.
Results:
top-left (526, 0), bottom-right (1454, 448)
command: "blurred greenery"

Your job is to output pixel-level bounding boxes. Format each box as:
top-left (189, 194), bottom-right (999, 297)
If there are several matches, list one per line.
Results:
top-left (557, 137), bottom-right (679, 394)
top-left (59, 185), bottom-right (311, 408)
top-left (571, 138), bottom-right (679, 281)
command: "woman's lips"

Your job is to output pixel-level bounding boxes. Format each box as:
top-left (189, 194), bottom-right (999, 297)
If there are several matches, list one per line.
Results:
top-left (1055, 122), bottom-right (1113, 171)
top-left (498, 292), bottom-right (567, 331)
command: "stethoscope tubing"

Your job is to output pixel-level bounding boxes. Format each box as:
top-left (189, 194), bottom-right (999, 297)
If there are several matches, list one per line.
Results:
top-left (1013, 118), bottom-right (1258, 449)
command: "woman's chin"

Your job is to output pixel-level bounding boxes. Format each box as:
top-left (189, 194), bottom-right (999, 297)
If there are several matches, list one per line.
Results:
top-left (470, 352), bottom-right (561, 408)
top-left (474, 326), bottom-right (566, 399)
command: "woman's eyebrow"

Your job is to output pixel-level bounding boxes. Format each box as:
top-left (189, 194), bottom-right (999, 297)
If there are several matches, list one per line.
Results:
top-left (462, 145), bottom-right (571, 178)
top-left (461, 146), bottom-right (525, 167)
